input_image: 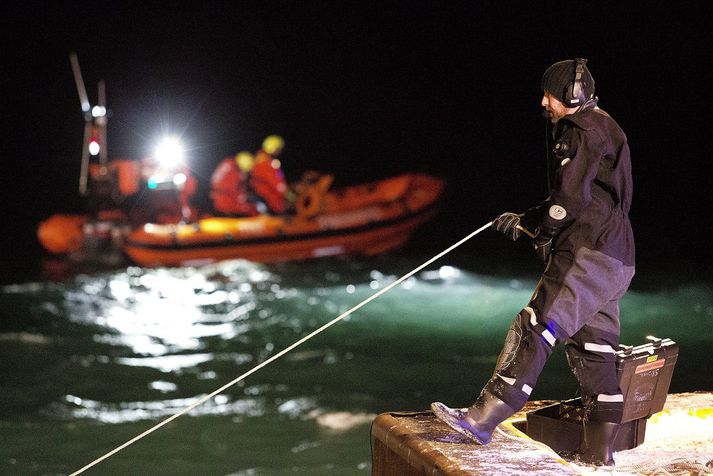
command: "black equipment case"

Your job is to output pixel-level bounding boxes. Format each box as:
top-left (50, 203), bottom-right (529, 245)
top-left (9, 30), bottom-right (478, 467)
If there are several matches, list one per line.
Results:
top-left (526, 337), bottom-right (678, 453)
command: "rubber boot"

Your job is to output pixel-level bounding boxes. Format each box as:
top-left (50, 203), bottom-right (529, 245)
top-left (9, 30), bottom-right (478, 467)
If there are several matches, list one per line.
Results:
top-left (431, 391), bottom-right (516, 445)
top-left (578, 420), bottom-right (620, 466)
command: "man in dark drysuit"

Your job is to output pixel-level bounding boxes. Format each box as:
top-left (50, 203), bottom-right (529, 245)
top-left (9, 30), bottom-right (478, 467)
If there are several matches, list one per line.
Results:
top-left (432, 58), bottom-right (635, 466)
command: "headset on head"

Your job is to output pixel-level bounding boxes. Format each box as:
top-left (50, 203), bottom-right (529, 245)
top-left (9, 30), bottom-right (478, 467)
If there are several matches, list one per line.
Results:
top-left (564, 58), bottom-right (588, 107)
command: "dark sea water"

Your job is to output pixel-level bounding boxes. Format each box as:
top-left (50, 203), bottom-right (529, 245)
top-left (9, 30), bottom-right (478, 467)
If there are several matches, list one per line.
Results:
top-left (1, 246), bottom-right (712, 475)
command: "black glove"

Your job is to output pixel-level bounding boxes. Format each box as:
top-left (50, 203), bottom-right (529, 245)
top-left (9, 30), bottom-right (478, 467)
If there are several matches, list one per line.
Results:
top-left (492, 212), bottom-right (523, 241)
top-left (533, 228), bottom-right (554, 263)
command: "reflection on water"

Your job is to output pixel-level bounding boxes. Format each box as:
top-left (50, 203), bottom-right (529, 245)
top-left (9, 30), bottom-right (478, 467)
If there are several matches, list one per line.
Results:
top-left (56, 392), bottom-right (268, 423)
top-left (1, 256), bottom-right (712, 474)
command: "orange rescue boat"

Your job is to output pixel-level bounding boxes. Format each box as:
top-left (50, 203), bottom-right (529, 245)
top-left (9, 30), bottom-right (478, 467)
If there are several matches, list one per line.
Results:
top-left (124, 173), bottom-right (444, 266)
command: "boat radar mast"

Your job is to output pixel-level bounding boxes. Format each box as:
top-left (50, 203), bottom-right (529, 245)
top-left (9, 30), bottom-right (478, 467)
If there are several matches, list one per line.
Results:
top-left (69, 52), bottom-right (109, 196)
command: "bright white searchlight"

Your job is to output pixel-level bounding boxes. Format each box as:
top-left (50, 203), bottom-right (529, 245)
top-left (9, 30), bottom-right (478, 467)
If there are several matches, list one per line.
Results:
top-left (155, 136), bottom-right (185, 167)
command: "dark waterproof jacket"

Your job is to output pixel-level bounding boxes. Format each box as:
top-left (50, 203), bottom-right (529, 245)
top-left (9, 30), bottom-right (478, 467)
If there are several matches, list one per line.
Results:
top-left (532, 103), bottom-right (635, 267)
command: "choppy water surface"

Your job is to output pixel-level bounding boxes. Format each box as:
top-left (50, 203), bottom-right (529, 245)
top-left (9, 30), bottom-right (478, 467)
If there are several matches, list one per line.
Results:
top-left (1, 255), bottom-right (712, 475)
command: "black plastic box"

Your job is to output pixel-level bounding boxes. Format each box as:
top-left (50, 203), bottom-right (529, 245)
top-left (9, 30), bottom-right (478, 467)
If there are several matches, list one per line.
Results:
top-left (526, 337), bottom-right (678, 453)
top-left (617, 337), bottom-right (678, 422)
top-left (526, 397), bottom-right (648, 452)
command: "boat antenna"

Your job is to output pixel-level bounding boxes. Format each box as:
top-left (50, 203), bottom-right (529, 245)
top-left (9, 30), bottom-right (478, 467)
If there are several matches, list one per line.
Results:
top-left (69, 52), bottom-right (109, 196)
top-left (68, 220), bottom-right (494, 475)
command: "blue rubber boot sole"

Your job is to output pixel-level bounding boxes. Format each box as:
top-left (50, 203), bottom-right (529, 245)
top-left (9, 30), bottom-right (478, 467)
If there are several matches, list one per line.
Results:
top-left (430, 402), bottom-right (492, 445)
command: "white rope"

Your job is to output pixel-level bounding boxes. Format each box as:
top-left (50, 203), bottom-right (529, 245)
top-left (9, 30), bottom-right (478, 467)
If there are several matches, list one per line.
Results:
top-left (69, 221), bottom-right (494, 475)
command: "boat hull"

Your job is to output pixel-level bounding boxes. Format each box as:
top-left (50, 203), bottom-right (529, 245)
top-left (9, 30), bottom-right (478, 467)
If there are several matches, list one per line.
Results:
top-left (125, 206), bottom-right (438, 266)
top-left (125, 173), bottom-right (444, 266)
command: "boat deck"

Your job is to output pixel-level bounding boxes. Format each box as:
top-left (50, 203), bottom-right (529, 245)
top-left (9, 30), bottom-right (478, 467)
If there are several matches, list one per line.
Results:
top-left (371, 392), bottom-right (713, 475)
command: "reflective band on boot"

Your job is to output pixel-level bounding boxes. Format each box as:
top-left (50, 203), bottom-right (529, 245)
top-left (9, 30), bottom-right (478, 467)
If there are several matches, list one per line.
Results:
top-left (525, 306), bottom-right (557, 346)
top-left (489, 307), bottom-right (564, 411)
top-left (587, 396), bottom-right (624, 424)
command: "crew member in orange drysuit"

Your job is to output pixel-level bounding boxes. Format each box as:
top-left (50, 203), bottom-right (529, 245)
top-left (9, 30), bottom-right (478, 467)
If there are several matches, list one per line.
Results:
top-left (250, 135), bottom-right (291, 214)
top-left (210, 151), bottom-right (258, 216)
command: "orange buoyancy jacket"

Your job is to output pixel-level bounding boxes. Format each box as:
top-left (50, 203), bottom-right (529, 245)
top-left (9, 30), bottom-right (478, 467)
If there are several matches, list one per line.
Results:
top-left (210, 158), bottom-right (258, 216)
top-left (250, 151), bottom-right (287, 213)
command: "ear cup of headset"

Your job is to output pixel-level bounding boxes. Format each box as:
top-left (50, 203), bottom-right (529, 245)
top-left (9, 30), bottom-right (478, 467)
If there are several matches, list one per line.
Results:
top-left (564, 58), bottom-right (587, 107)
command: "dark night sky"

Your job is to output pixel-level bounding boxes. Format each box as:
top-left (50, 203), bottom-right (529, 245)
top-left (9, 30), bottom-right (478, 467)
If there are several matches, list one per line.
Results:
top-left (2, 1), bottom-right (712, 279)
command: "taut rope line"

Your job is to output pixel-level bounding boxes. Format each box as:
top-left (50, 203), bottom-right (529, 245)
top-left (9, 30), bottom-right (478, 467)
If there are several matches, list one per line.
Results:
top-left (69, 221), bottom-right (494, 475)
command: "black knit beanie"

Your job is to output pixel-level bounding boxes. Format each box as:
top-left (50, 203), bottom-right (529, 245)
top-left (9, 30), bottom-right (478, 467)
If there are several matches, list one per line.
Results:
top-left (541, 59), bottom-right (595, 106)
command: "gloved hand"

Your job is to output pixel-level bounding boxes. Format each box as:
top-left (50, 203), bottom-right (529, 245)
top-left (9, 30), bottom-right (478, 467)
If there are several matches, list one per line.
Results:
top-left (492, 212), bottom-right (523, 241)
top-left (533, 228), bottom-right (554, 263)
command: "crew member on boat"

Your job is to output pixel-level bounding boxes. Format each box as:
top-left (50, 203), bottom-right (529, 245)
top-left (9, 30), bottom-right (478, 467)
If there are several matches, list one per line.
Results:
top-left (250, 135), bottom-right (293, 214)
top-left (210, 151), bottom-right (259, 216)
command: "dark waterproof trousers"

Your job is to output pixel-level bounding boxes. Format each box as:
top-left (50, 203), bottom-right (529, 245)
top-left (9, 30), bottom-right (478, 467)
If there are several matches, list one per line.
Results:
top-left (484, 246), bottom-right (635, 423)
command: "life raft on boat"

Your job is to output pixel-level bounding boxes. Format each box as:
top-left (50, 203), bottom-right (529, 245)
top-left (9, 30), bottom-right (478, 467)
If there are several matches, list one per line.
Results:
top-left (123, 173), bottom-right (445, 266)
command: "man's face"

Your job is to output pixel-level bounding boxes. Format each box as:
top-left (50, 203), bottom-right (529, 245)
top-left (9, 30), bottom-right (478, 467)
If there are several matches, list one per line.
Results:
top-left (541, 91), bottom-right (571, 124)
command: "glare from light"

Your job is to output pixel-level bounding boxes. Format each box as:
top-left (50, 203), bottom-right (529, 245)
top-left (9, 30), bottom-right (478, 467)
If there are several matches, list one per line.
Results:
top-left (439, 265), bottom-right (461, 279)
top-left (91, 105), bottom-right (107, 118)
top-left (149, 380), bottom-right (178, 393)
top-left (116, 353), bottom-right (214, 372)
top-left (173, 173), bottom-right (187, 186)
top-left (60, 394), bottom-right (267, 423)
top-left (155, 136), bottom-right (185, 167)
top-left (88, 140), bottom-right (100, 156)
